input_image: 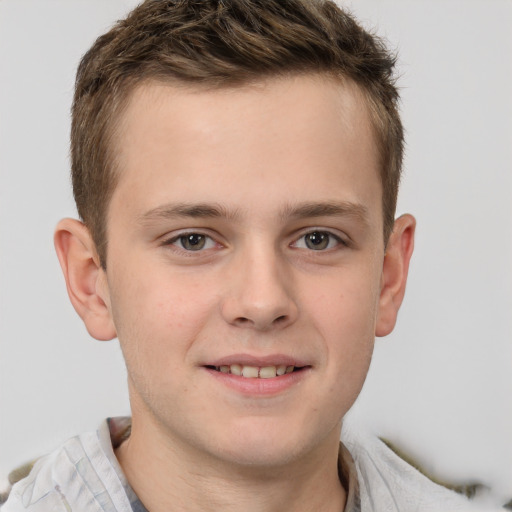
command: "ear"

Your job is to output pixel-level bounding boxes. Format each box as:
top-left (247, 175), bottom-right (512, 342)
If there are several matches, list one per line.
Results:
top-left (375, 214), bottom-right (416, 337)
top-left (54, 218), bottom-right (116, 341)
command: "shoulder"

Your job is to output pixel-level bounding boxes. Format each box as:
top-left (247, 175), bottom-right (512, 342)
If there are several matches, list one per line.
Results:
top-left (1, 420), bottom-right (131, 512)
top-left (341, 423), bottom-right (499, 512)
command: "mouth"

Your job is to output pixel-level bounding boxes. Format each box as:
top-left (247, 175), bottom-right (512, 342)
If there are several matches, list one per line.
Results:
top-left (204, 364), bottom-right (306, 379)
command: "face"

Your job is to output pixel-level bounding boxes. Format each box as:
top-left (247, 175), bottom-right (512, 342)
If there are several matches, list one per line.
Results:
top-left (103, 75), bottom-right (386, 467)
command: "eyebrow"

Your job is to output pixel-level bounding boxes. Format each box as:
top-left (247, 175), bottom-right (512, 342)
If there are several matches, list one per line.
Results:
top-left (280, 201), bottom-right (369, 225)
top-left (140, 200), bottom-right (369, 226)
top-left (139, 202), bottom-right (241, 223)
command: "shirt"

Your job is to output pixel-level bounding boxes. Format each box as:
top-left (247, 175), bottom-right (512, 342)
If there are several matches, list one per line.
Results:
top-left (1, 418), bottom-right (491, 511)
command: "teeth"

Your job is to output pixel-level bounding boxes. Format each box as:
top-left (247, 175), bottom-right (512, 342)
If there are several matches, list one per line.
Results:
top-left (230, 364), bottom-right (242, 376)
top-left (215, 364), bottom-right (297, 378)
top-left (242, 365), bottom-right (259, 378)
top-left (276, 365), bottom-right (287, 376)
top-left (259, 366), bottom-right (277, 379)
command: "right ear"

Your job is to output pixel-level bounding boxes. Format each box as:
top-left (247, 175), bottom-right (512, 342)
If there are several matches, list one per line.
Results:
top-left (54, 218), bottom-right (116, 341)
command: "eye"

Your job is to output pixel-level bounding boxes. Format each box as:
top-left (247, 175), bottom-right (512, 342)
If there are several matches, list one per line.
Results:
top-left (169, 233), bottom-right (217, 251)
top-left (293, 230), bottom-right (342, 251)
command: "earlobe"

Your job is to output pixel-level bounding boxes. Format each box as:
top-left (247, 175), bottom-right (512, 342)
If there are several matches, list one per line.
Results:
top-left (375, 214), bottom-right (416, 337)
top-left (54, 218), bottom-right (117, 341)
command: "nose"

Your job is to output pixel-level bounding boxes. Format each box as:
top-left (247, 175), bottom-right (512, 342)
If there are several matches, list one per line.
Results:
top-left (220, 245), bottom-right (299, 331)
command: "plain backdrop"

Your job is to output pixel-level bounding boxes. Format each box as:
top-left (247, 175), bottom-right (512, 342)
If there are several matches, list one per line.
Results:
top-left (1, 0), bottom-right (511, 506)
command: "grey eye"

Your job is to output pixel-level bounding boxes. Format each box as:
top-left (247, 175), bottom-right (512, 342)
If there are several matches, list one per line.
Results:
top-left (179, 233), bottom-right (207, 251)
top-left (304, 231), bottom-right (331, 250)
top-left (291, 230), bottom-right (343, 251)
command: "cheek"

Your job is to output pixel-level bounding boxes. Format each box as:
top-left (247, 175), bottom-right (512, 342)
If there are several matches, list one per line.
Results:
top-left (308, 269), bottom-right (381, 341)
top-left (108, 268), bottom-right (218, 363)
top-left (305, 267), bottom-right (380, 397)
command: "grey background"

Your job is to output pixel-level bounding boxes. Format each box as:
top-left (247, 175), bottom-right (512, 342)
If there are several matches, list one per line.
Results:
top-left (1, 0), bottom-right (511, 506)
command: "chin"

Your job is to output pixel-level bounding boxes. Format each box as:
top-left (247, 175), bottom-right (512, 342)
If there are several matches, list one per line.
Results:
top-left (216, 442), bottom-right (301, 469)
top-left (207, 419), bottom-right (319, 469)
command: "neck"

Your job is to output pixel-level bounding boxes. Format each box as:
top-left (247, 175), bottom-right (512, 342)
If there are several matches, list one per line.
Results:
top-left (115, 414), bottom-right (346, 512)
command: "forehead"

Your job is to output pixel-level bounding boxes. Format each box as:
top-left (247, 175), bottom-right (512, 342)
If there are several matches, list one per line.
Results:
top-left (116, 74), bottom-right (375, 150)
top-left (110, 74), bottom-right (381, 223)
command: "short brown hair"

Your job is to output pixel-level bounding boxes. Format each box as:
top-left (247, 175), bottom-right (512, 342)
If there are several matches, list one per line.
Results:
top-left (71, 0), bottom-right (403, 266)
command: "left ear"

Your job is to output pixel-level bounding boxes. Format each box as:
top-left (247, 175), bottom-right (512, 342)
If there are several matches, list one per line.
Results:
top-left (375, 214), bottom-right (416, 337)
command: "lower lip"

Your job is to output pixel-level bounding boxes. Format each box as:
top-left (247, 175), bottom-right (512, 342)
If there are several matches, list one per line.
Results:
top-left (204, 367), bottom-right (310, 396)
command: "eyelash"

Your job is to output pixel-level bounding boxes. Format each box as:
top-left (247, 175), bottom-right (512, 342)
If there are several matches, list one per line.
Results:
top-left (291, 230), bottom-right (346, 251)
top-left (162, 229), bottom-right (347, 254)
top-left (163, 232), bottom-right (219, 252)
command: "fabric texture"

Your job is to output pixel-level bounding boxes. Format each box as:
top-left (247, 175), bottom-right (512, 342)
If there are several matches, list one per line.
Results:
top-left (1, 418), bottom-right (494, 511)
top-left (340, 423), bottom-right (492, 512)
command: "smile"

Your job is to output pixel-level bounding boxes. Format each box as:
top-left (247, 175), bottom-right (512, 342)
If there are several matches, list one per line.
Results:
top-left (206, 364), bottom-right (302, 379)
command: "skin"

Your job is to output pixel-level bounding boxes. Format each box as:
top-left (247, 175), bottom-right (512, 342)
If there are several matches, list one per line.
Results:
top-left (55, 74), bottom-right (415, 512)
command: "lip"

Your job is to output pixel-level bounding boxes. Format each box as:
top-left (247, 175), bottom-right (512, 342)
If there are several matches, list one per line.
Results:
top-left (202, 354), bottom-right (312, 396)
top-left (206, 353), bottom-right (308, 368)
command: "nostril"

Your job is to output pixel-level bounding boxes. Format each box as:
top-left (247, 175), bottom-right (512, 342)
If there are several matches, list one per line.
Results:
top-left (274, 315), bottom-right (287, 324)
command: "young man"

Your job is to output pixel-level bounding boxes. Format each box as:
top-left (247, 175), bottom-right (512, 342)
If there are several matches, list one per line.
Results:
top-left (1, 1), bottom-right (490, 511)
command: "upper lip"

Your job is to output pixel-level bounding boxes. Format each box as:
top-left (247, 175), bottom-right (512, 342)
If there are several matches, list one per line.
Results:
top-left (205, 353), bottom-right (309, 368)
